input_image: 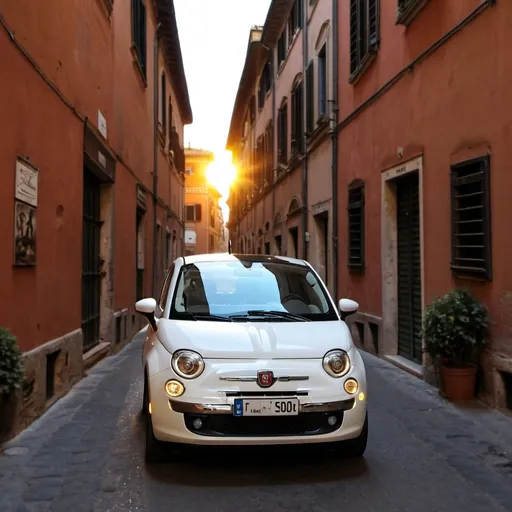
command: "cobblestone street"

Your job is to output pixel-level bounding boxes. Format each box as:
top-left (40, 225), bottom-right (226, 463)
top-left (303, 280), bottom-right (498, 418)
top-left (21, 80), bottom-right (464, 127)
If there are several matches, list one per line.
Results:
top-left (1, 330), bottom-right (512, 512)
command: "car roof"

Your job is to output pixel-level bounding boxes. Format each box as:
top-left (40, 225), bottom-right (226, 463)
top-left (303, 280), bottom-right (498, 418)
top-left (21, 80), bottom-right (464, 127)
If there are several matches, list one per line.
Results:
top-left (181, 253), bottom-right (308, 267)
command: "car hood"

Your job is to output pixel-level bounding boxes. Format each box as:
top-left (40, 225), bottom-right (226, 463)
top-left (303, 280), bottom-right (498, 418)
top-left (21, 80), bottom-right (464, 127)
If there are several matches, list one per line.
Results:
top-left (156, 319), bottom-right (353, 359)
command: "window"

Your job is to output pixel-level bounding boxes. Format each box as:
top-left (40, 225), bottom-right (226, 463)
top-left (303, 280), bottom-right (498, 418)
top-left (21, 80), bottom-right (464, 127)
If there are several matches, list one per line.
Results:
top-left (209, 234), bottom-right (215, 251)
top-left (159, 73), bottom-right (167, 134)
top-left (131, 0), bottom-right (147, 76)
top-left (288, 0), bottom-right (303, 43)
top-left (264, 121), bottom-right (274, 184)
top-left (349, 0), bottom-right (379, 78)
top-left (277, 101), bottom-right (288, 165)
top-left (318, 45), bottom-right (327, 118)
top-left (278, 32), bottom-right (287, 68)
top-left (450, 155), bottom-right (492, 280)
top-left (255, 134), bottom-right (265, 189)
top-left (258, 59), bottom-right (272, 109)
top-left (397, 0), bottom-right (429, 26)
top-left (168, 99), bottom-right (173, 144)
top-left (210, 208), bottom-right (215, 229)
top-left (185, 204), bottom-right (202, 222)
top-left (305, 60), bottom-right (314, 134)
top-left (291, 81), bottom-right (304, 156)
top-left (348, 180), bottom-right (365, 271)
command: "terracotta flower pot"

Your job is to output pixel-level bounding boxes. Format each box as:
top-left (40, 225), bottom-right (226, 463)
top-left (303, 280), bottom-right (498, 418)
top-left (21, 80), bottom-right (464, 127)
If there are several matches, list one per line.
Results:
top-left (441, 363), bottom-right (477, 401)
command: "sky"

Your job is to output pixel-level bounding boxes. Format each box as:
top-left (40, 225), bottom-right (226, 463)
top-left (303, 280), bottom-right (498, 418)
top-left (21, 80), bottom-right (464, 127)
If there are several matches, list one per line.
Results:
top-left (174, 0), bottom-right (271, 154)
top-left (174, 0), bottom-right (272, 221)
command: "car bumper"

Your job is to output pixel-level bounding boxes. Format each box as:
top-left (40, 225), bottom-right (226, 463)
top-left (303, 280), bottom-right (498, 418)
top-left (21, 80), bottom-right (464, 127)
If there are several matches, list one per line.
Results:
top-left (148, 367), bottom-right (367, 446)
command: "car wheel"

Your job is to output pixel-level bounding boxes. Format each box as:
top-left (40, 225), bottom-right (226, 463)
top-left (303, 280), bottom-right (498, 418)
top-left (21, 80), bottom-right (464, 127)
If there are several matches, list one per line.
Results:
top-left (141, 372), bottom-right (149, 416)
top-left (342, 412), bottom-right (368, 458)
top-left (145, 413), bottom-right (166, 463)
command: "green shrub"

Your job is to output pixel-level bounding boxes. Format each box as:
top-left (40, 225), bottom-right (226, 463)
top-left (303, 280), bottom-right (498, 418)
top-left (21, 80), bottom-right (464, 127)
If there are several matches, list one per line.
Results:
top-left (0, 327), bottom-right (24, 395)
top-left (422, 289), bottom-right (489, 367)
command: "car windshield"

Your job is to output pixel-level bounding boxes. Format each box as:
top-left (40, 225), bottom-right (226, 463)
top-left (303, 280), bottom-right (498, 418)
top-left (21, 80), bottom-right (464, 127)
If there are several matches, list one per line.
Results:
top-left (169, 259), bottom-right (338, 322)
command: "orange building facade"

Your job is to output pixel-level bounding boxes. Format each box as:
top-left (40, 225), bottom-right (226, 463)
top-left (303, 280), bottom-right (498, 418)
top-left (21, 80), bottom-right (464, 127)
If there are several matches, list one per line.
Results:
top-left (184, 148), bottom-right (225, 255)
top-left (227, 0), bottom-right (512, 411)
top-left (0, 0), bottom-right (192, 438)
top-left (337, 0), bottom-right (511, 410)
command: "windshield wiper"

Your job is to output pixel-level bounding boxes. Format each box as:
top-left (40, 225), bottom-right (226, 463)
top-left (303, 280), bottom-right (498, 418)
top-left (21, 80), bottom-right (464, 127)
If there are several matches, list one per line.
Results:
top-left (176, 311), bottom-right (233, 322)
top-left (193, 313), bottom-right (233, 322)
top-left (230, 310), bottom-right (311, 322)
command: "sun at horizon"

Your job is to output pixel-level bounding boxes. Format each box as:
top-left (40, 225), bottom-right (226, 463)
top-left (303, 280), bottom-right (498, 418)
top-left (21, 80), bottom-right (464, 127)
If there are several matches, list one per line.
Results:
top-left (205, 150), bottom-right (237, 222)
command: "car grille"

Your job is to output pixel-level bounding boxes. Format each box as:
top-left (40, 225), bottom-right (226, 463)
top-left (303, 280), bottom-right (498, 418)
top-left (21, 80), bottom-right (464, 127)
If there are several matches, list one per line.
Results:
top-left (184, 411), bottom-right (344, 437)
top-left (223, 391), bottom-right (308, 398)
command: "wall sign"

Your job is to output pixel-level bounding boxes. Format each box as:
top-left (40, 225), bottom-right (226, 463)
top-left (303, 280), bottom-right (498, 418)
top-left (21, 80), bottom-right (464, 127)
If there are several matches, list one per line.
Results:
top-left (15, 158), bottom-right (38, 207)
top-left (14, 157), bottom-right (38, 266)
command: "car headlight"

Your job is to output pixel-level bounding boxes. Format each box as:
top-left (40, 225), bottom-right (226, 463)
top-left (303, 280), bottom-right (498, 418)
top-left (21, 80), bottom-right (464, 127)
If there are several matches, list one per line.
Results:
top-left (323, 349), bottom-right (351, 378)
top-left (171, 350), bottom-right (205, 379)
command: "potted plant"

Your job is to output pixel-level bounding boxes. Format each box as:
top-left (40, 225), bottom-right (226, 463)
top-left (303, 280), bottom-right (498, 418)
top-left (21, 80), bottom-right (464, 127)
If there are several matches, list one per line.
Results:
top-left (422, 289), bottom-right (489, 401)
top-left (0, 326), bottom-right (24, 404)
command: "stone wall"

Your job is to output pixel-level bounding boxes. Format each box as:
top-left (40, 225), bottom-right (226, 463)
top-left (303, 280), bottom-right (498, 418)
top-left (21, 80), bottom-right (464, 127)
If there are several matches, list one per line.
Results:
top-left (1, 329), bottom-right (84, 444)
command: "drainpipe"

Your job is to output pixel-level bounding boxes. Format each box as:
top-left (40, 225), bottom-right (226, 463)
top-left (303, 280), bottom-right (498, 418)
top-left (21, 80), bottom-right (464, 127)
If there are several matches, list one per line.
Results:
top-left (331, 0), bottom-right (339, 301)
top-left (270, 47), bottom-right (276, 250)
top-left (302, 1), bottom-right (308, 260)
top-left (152, 23), bottom-right (161, 297)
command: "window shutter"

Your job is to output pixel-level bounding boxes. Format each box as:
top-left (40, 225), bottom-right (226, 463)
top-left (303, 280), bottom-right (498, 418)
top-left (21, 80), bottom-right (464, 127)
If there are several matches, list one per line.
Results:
top-left (348, 180), bottom-right (365, 271)
top-left (368, 0), bottom-right (379, 47)
top-left (297, 0), bottom-right (303, 29)
top-left (140, 0), bottom-right (146, 72)
top-left (295, 82), bottom-right (304, 153)
top-left (306, 61), bottom-right (314, 133)
top-left (195, 204), bottom-right (202, 222)
top-left (349, 0), bottom-right (358, 75)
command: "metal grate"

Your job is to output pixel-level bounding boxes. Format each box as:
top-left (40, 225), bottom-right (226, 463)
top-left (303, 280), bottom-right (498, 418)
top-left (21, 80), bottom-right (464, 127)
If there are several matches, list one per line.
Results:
top-left (81, 170), bottom-right (103, 353)
top-left (450, 155), bottom-right (491, 279)
top-left (348, 180), bottom-right (365, 271)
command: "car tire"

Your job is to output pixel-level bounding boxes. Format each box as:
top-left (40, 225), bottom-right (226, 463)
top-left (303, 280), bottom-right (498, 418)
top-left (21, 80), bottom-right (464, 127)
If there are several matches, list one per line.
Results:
top-left (145, 413), bottom-right (166, 464)
top-left (141, 374), bottom-right (148, 416)
top-left (341, 412), bottom-right (368, 458)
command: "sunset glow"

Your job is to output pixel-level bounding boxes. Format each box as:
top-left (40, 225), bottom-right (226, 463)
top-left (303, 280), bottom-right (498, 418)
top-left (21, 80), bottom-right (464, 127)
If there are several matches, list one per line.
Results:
top-left (206, 150), bottom-right (237, 221)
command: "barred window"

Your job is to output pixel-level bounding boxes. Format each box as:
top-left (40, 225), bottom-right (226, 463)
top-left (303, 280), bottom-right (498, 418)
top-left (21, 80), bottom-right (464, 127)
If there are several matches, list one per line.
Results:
top-left (450, 155), bottom-right (492, 280)
top-left (348, 180), bottom-right (365, 271)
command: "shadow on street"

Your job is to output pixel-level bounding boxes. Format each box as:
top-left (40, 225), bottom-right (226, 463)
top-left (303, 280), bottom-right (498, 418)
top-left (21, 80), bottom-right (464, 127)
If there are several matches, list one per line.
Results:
top-left (139, 414), bottom-right (371, 487)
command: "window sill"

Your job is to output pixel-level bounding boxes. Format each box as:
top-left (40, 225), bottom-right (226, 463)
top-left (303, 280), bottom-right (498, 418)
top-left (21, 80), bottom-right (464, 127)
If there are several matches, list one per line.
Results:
top-left (349, 49), bottom-right (377, 86)
top-left (451, 268), bottom-right (492, 283)
top-left (348, 264), bottom-right (365, 274)
top-left (306, 117), bottom-right (329, 145)
top-left (130, 45), bottom-right (147, 89)
top-left (396, 0), bottom-right (429, 27)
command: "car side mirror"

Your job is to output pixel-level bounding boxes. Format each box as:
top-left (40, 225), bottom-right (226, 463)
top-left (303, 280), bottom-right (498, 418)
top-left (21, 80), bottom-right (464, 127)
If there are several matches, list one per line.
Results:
top-left (135, 298), bottom-right (158, 331)
top-left (338, 298), bottom-right (359, 321)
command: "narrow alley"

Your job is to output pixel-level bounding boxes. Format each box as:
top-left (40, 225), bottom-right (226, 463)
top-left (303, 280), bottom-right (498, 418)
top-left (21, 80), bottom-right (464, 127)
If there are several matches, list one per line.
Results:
top-left (1, 330), bottom-right (511, 512)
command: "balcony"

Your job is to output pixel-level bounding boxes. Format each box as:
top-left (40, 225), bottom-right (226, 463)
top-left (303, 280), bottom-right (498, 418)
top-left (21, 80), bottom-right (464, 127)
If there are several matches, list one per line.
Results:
top-left (396, 0), bottom-right (429, 26)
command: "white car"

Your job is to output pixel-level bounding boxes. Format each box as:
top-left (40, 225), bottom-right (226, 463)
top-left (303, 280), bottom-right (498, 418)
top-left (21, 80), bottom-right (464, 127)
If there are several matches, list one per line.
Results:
top-left (136, 253), bottom-right (368, 463)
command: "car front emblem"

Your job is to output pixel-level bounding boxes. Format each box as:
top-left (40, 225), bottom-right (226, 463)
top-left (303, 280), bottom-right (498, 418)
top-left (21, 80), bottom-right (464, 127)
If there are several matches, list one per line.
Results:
top-left (257, 370), bottom-right (274, 388)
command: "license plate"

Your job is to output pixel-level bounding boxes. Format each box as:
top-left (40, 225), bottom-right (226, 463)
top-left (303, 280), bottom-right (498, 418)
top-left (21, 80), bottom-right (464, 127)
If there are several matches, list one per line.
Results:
top-left (233, 398), bottom-right (299, 417)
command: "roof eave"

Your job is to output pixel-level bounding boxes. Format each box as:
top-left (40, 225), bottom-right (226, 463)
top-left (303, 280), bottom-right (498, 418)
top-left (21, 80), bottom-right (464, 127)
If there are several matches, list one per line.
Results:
top-left (225, 41), bottom-right (267, 151)
top-left (155, 0), bottom-right (193, 125)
